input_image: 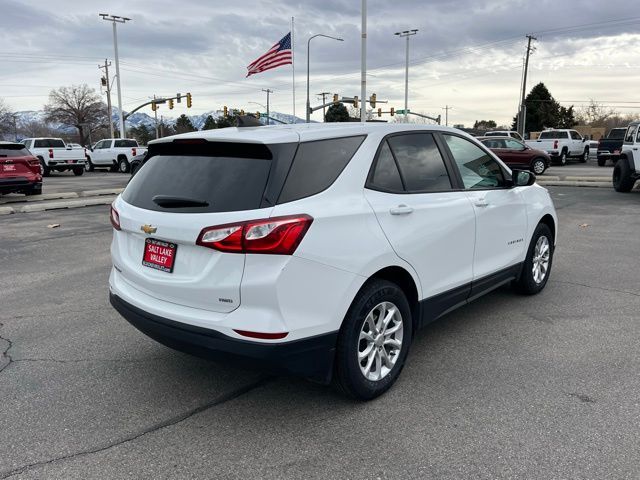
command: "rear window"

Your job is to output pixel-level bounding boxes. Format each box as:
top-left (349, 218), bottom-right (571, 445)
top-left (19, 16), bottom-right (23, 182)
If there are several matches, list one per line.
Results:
top-left (114, 140), bottom-right (137, 148)
top-left (277, 136), bottom-right (365, 204)
top-left (539, 131), bottom-right (568, 140)
top-left (0, 145), bottom-right (31, 157)
top-left (484, 132), bottom-right (505, 137)
top-left (123, 142), bottom-right (294, 214)
top-left (34, 139), bottom-right (65, 148)
top-left (609, 129), bottom-right (626, 139)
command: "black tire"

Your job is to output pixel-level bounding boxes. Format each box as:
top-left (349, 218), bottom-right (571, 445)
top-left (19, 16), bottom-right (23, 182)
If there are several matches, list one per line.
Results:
top-left (85, 156), bottom-right (94, 172)
top-left (118, 157), bottom-right (130, 173)
top-left (531, 158), bottom-right (546, 175)
top-left (580, 149), bottom-right (588, 163)
top-left (515, 223), bottom-right (554, 295)
top-left (73, 166), bottom-right (84, 176)
top-left (25, 185), bottom-right (42, 196)
top-left (109, 164), bottom-right (118, 172)
top-left (39, 157), bottom-right (50, 177)
top-left (333, 279), bottom-right (413, 400)
top-left (613, 158), bottom-right (635, 192)
top-left (558, 150), bottom-right (567, 166)
top-left (597, 156), bottom-right (606, 167)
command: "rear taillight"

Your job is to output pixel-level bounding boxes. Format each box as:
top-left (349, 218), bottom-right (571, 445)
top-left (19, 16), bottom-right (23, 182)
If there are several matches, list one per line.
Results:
top-left (196, 214), bottom-right (313, 255)
top-left (132, 147), bottom-right (137, 156)
top-left (110, 206), bottom-right (121, 231)
top-left (48, 148), bottom-right (54, 159)
top-left (553, 140), bottom-right (558, 149)
top-left (233, 329), bottom-right (289, 340)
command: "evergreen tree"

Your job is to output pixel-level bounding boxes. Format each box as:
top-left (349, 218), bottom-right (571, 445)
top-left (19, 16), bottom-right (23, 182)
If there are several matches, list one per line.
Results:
top-left (473, 120), bottom-right (497, 130)
top-left (512, 82), bottom-right (576, 132)
top-left (325, 103), bottom-right (350, 122)
top-left (175, 114), bottom-right (196, 134)
top-left (202, 115), bottom-right (217, 130)
top-left (129, 124), bottom-right (153, 145)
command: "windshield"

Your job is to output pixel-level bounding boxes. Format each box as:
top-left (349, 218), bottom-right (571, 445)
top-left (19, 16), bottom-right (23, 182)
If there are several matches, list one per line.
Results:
top-left (608, 129), bottom-right (626, 139)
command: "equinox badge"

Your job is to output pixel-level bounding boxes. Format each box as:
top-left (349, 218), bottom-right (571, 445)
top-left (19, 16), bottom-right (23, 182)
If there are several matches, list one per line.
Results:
top-left (140, 224), bottom-right (157, 235)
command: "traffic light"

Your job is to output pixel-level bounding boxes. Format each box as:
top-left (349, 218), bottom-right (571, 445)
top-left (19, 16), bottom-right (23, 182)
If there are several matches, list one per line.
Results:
top-left (353, 96), bottom-right (358, 109)
top-left (151, 102), bottom-right (157, 112)
top-left (377, 107), bottom-right (382, 117)
top-left (369, 93), bottom-right (376, 108)
top-left (390, 107), bottom-right (395, 116)
top-left (186, 92), bottom-right (192, 108)
top-left (168, 99), bottom-right (174, 110)
top-left (176, 93), bottom-right (182, 103)
top-left (223, 106), bottom-right (228, 117)
top-left (333, 94), bottom-right (339, 103)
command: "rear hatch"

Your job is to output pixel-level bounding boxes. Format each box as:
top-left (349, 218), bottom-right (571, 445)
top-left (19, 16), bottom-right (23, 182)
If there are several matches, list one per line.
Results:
top-left (113, 138), bottom-right (298, 313)
top-left (0, 144), bottom-right (39, 178)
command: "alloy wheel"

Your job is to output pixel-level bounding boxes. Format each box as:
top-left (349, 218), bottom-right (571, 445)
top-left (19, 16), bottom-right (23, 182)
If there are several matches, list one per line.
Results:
top-left (358, 301), bottom-right (404, 381)
top-left (533, 160), bottom-right (545, 175)
top-left (532, 235), bottom-right (550, 284)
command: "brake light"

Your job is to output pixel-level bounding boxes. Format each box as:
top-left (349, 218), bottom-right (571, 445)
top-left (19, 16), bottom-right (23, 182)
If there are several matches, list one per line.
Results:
top-left (132, 147), bottom-right (137, 156)
top-left (196, 214), bottom-right (313, 255)
top-left (553, 140), bottom-right (558, 149)
top-left (110, 206), bottom-right (121, 231)
top-left (48, 148), bottom-right (53, 159)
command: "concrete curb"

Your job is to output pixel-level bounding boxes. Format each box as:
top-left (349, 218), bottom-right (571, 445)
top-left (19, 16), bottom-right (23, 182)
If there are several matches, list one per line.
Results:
top-left (0, 192), bottom-right (78, 204)
top-left (79, 188), bottom-right (124, 197)
top-left (0, 206), bottom-right (15, 215)
top-left (537, 180), bottom-right (611, 188)
top-left (18, 196), bottom-right (116, 213)
top-left (564, 176), bottom-right (611, 182)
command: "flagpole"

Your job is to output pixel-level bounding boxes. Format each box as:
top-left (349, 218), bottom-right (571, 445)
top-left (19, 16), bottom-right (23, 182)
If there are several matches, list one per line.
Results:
top-left (291, 16), bottom-right (296, 121)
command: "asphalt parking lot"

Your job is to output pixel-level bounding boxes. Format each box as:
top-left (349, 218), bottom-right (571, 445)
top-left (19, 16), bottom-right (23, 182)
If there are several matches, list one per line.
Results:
top-left (1, 186), bottom-right (639, 479)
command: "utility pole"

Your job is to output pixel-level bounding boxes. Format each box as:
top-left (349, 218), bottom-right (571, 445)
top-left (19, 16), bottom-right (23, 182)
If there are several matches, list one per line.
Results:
top-left (317, 92), bottom-right (331, 121)
top-left (99, 59), bottom-right (114, 138)
top-left (153, 94), bottom-right (159, 139)
top-left (442, 105), bottom-right (452, 126)
top-left (395, 29), bottom-right (418, 123)
top-left (160, 115), bottom-right (164, 138)
top-left (262, 89), bottom-right (273, 125)
top-left (11, 114), bottom-right (18, 141)
top-left (518, 34), bottom-right (536, 137)
top-left (360, 0), bottom-right (367, 122)
top-left (100, 14), bottom-right (131, 139)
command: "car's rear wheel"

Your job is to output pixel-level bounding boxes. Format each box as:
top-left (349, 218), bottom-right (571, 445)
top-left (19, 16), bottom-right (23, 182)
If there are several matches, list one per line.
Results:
top-left (333, 279), bottom-right (412, 400)
top-left (597, 156), bottom-right (606, 167)
top-left (531, 158), bottom-right (546, 175)
top-left (558, 150), bottom-right (567, 166)
top-left (118, 156), bottom-right (130, 173)
top-left (515, 223), bottom-right (553, 295)
top-left (73, 166), bottom-right (84, 176)
top-left (613, 158), bottom-right (635, 192)
top-left (85, 156), bottom-right (94, 172)
top-left (39, 157), bottom-right (50, 177)
top-left (25, 184), bottom-right (42, 196)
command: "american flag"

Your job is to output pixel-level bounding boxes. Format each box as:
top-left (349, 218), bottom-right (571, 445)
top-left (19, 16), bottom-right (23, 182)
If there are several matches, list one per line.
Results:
top-left (246, 32), bottom-right (292, 77)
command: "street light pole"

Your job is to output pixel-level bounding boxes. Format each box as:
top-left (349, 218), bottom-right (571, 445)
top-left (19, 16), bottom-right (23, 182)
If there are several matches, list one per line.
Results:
top-left (100, 14), bottom-right (130, 139)
top-left (395, 29), bottom-right (418, 123)
top-left (361, 0), bottom-right (367, 122)
top-left (306, 34), bottom-right (343, 123)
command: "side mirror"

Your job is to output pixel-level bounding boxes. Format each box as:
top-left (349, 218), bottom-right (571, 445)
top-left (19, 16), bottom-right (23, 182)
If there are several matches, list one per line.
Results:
top-left (66, 145), bottom-right (72, 150)
top-left (582, 138), bottom-right (586, 142)
top-left (512, 169), bottom-right (536, 187)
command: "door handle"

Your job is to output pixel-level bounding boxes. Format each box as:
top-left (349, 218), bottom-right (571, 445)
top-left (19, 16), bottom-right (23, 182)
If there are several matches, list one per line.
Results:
top-left (474, 199), bottom-right (489, 208)
top-left (389, 204), bottom-right (414, 215)
top-left (633, 148), bottom-right (638, 151)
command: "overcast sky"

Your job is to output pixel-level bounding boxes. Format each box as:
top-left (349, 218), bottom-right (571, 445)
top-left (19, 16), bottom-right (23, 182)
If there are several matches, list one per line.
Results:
top-left (2, 0), bottom-right (640, 126)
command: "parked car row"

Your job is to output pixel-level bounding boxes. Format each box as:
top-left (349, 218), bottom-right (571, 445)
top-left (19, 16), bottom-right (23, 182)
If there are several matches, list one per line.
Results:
top-left (0, 142), bottom-right (43, 196)
top-left (85, 138), bottom-right (147, 173)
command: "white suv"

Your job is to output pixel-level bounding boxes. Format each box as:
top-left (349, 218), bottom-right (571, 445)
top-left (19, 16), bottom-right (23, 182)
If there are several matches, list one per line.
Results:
top-left (109, 124), bottom-right (557, 399)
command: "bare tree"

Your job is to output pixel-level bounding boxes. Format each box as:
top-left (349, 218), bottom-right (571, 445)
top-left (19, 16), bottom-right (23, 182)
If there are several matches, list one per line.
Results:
top-left (44, 85), bottom-right (108, 145)
top-left (576, 100), bottom-right (617, 127)
top-left (0, 98), bottom-right (14, 137)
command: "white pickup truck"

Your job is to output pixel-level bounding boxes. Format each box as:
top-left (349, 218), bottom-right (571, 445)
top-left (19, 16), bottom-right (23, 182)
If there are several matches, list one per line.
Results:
top-left (85, 139), bottom-right (147, 173)
top-left (525, 129), bottom-right (590, 166)
top-left (21, 137), bottom-right (86, 176)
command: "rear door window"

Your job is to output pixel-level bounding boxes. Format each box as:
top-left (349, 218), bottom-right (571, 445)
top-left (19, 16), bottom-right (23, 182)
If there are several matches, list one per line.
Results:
top-left (277, 135), bottom-right (365, 203)
top-left (369, 141), bottom-right (404, 192)
top-left (114, 140), bottom-right (137, 148)
top-left (386, 133), bottom-right (452, 192)
top-left (624, 126), bottom-right (637, 144)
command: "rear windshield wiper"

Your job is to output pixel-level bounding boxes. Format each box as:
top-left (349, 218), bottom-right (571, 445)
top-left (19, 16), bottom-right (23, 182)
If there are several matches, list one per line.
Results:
top-left (152, 195), bottom-right (209, 208)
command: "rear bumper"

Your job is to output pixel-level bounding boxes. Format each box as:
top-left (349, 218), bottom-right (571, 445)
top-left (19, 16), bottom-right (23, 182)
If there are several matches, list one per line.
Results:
top-left (48, 160), bottom-right (85, 167)
top-left (0, 178), bottom-right (40, 193)
top-left (109, 293), bottom-right (338, 383)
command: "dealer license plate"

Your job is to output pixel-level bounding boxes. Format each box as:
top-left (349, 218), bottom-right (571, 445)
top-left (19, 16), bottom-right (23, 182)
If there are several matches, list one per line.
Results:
top-left (142, 238), bottom-right (177, 273)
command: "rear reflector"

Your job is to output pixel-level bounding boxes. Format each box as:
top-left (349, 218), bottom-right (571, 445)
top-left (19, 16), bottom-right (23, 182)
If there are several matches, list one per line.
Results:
top-left (48, 148), bottom-right (54, 159)
top-left (110, 206), bottom-right (121, 230)
top-left (197, 214), bottom-right (313, 255)
top-left (233, 329), bottom-right (289, 340)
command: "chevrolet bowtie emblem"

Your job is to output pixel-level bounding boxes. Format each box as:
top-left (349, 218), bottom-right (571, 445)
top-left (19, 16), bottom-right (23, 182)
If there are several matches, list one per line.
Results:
top-left (140, 224), bottom-right (157, 234)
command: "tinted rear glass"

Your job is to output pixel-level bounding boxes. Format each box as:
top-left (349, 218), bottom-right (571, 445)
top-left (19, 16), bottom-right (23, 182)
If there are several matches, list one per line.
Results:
top-left (278, 135), bottom-right (365, 204)
top-left (114, 140), bottom-right (137, 148)
top-left (609, 129), bottom-right (626, 139)
top-left (123, 154), bottom-right (274, 213)
top-left (484, 132), bottom-right (505, 137)
top-left (34, 139), bottom-right (66, 148)
top-left (539, 131), bottom-right (568, 139)
top-left (0, 145), bottom-right (31, 157)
